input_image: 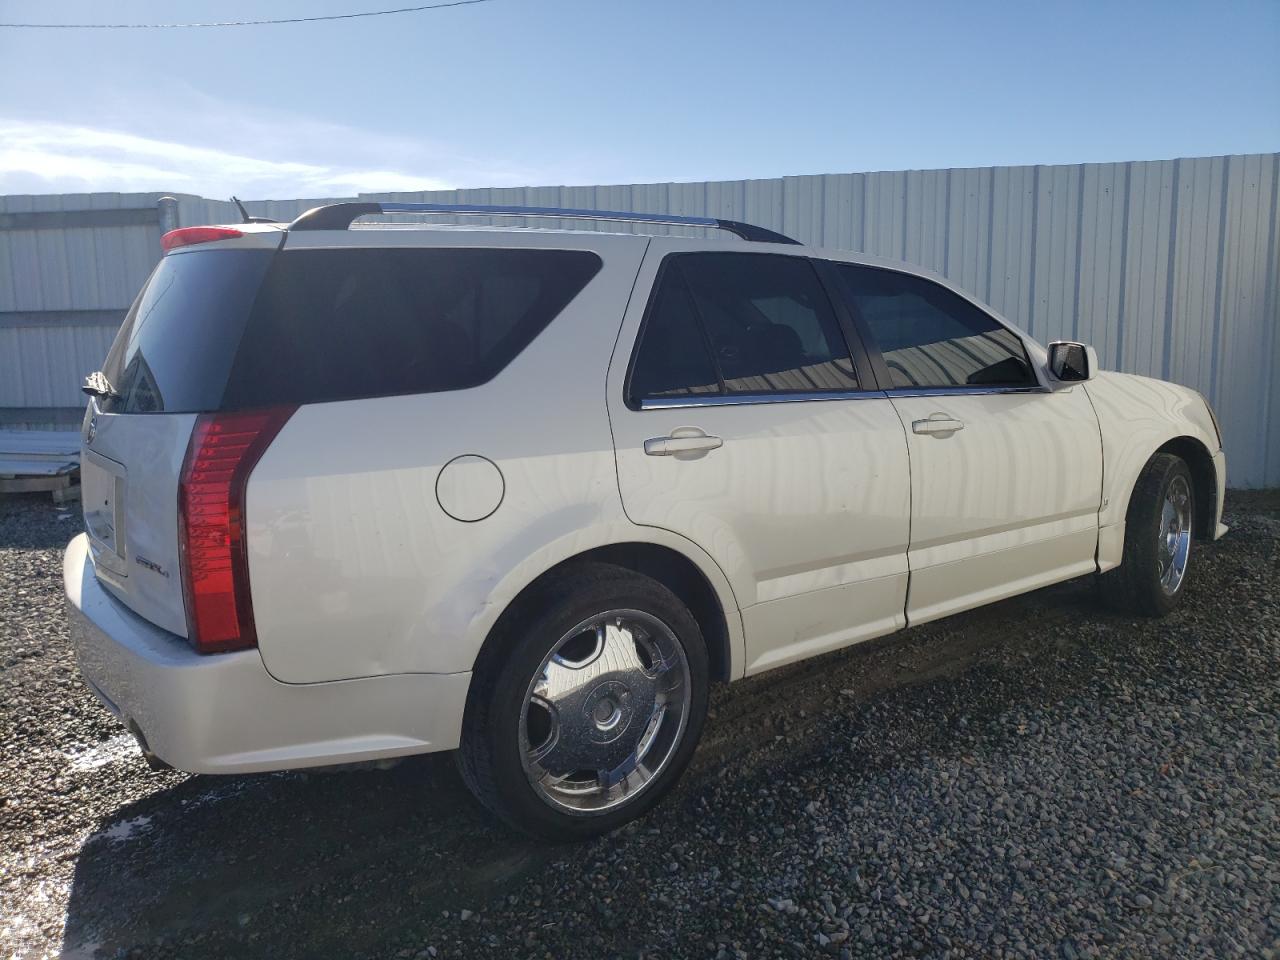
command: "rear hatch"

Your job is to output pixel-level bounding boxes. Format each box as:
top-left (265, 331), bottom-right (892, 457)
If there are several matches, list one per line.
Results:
top-left (82, 233), bottom-right (282, 637)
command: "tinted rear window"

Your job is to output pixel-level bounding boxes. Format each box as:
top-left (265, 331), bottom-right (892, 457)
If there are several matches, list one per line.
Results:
top-left (101, 246), bottom-right (601, 413)
top-left (101, 249), bottom-right (275, 414)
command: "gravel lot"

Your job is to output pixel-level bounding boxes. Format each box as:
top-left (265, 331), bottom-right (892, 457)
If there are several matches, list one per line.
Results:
top-left (2, 491), bottom-right (1277, 960)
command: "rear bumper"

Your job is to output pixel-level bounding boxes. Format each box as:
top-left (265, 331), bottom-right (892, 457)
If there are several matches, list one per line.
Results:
top-left (63, 533), bottom-right (469, 774)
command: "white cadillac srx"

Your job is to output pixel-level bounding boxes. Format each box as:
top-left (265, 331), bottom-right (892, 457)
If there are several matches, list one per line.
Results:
top-left (64, 203), bottom-right (1226, 838)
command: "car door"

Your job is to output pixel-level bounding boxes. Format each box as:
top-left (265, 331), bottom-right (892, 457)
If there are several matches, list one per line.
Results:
top-left (607, 243), bottom-right (912, 675)
top-left (828, 260), bottom-right (1103, 625)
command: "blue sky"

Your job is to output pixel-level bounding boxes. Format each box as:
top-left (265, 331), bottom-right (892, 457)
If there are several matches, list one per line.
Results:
top-left (1, 0), bottom-right (1276, 199)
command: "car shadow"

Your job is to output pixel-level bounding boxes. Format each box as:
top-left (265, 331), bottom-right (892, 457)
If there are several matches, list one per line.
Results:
top-left (60, 749), bottom-right (556, 957)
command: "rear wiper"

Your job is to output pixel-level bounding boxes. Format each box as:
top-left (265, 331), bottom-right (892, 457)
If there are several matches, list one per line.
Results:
top-left (82, 370), bottom-right (121, 400)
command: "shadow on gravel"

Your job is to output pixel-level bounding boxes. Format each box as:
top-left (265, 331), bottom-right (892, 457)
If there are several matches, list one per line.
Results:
top-left (61, 752), bottom-right (550, 957)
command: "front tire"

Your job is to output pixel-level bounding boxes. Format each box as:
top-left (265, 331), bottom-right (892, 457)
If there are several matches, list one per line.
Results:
top-left (457, 562), bottom-right (709, 840)
top-left (1100, 453), bottom-right (1195, 617)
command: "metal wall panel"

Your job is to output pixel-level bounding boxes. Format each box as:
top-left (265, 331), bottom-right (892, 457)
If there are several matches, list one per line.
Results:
top-left (1, 153), bottom-right (1276, 485)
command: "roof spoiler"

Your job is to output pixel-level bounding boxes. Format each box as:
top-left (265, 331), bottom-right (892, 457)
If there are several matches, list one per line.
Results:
top-left (287, 202), bottom-right (799, 244)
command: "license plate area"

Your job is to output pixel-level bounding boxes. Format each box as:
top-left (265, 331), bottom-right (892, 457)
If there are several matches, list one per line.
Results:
top-left (82, 449), bottom-right (128, 579)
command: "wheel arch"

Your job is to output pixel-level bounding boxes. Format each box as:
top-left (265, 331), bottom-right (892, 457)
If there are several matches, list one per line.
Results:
top-left (466, 537), bottom-right (743, 692)
top-left (1115, 435), bottom-right (1218, 539)
top-left (1153, 436), bottom-right (1218, 539)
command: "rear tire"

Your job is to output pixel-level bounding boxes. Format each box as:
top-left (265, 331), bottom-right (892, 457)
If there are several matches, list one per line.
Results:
top-left (1100, 453), bottom-right (1195, 617)
top-left (457, 562), bottom-right (709, 841)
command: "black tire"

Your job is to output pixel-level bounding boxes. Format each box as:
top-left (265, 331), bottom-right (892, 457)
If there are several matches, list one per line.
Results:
top-left (1099, 453), bottom-right (1195, 617)
top-left (456, 562), bottom-right (709, 841)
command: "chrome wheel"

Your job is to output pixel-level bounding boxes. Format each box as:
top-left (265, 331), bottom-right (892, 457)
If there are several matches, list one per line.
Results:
top-left (520, 609), bottom-right (691, 815)
top-left (1158, 475), bottom-right (1192, 595)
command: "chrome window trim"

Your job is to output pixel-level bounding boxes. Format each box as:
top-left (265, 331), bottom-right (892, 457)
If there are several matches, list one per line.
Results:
top-left (883, 385), bottom-right (1050, 398)
top-left (638, 390), bottom-right (889, 410)
top-left (636, 384), bottom-right (1050, 409)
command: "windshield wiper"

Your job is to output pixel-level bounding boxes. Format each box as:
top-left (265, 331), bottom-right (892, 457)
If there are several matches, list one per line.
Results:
top-left (82, 370), bottom-right (121, 400)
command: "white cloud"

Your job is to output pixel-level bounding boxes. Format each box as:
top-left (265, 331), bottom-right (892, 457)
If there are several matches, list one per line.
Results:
top-left (0, 118), bottom-right (463, 198)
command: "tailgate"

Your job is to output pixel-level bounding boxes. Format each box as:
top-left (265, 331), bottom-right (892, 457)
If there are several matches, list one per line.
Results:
top-left (81, 405), bottom-right (198, 637)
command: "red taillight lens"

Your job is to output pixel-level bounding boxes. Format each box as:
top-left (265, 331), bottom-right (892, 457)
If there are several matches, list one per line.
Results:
top-left (162, 226), bottom-right (244, 252)
top-left (178, 407), bottom-right (294, 654)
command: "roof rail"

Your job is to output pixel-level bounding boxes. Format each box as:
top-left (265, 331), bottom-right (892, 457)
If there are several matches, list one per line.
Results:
top-left (288, 202), bottom-right (799, 244)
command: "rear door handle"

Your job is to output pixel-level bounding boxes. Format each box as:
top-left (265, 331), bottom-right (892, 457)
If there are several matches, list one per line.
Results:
top-left (912, 413), bottom-right (965, 437)
top-left (644, 427), bottom-right (723, 457)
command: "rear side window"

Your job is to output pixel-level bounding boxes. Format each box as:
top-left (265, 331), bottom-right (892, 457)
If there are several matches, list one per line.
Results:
top-left (628, 253), bottom-right (859, 405)
top-left (835, 264), bottom-right (1035, 389)
top-left (226, 247), bottom-right (601, 409)
top-left (100, 246), bottom-right (601, 413)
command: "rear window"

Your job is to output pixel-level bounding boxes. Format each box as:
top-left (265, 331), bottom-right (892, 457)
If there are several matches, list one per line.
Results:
top-left (100, 246), bottom-right (601, 413)
top-left (101, 249), bottom-right (274, 414)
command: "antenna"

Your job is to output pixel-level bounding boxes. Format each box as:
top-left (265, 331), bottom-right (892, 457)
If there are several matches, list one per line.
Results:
top-left (230, 196), bottom-right (278, 224)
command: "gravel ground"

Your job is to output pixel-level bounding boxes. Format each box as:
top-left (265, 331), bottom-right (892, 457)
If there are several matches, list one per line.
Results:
top-left (1, 491), bottom-right (1277, 960)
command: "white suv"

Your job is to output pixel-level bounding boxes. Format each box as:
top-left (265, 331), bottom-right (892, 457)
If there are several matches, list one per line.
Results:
top-left (64, 202), bottom-right (1227, 839)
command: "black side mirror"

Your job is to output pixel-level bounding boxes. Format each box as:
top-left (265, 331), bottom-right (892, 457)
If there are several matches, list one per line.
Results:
top-left (1047, 341), bottom-right (1097, 382)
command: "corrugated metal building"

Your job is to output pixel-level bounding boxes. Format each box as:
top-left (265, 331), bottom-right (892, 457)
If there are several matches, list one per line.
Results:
top-left (2, 152), bottom-right (1277, 484)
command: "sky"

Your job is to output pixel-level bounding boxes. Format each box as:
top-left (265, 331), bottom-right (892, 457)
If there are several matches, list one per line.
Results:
top-left (0, 0), bottom-right (1277, 200)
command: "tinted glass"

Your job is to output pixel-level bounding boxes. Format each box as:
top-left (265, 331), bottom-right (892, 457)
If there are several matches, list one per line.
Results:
top-left (679, 253), bottom-right (858, 393)
top-left (100, 246), bottom-right (601, 413)
top-left (226, 248), bottom-right (601, 409)
top-left (628, 267), bottom-right (721, 402)
top-left (100, 250), bottom-right (275, 414)
top-left (836, 264), bottom-right (1034, 389)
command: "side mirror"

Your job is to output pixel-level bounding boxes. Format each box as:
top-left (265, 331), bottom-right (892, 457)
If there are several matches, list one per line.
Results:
top-left (1047, 341), bottom-right (1098, 382)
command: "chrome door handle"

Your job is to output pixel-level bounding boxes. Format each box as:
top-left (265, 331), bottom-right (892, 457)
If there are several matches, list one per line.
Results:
top-left (644, 427), bottom-right (723, 457)
top-left (912, 414), bottom-right (965, 437)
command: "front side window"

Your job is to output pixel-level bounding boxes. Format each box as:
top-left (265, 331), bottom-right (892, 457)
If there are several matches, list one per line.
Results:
top-left (835, 264), bottom-right (1035, 390)
top-left (628, 253), bottom-right (859, 405)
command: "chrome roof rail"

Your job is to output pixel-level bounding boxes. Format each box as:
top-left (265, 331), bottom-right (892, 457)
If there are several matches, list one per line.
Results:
top-left (288, 202), bottom-right (799, 244)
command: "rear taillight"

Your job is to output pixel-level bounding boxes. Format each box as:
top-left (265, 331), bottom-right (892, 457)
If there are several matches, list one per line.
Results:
top-left (177, 407), bottom-right (294, 653)
top-left (162, 226), bottom-right (244, 252)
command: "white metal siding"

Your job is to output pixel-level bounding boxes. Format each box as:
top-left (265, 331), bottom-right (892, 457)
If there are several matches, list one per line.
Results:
top-left (1, 153), bottom-right (1276, 484)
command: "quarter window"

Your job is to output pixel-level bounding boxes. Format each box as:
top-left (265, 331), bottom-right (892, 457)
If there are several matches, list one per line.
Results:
top-left (835, 264), bottom-right (1035, 389)
top-left (627, 266), bottom-right (721, 400)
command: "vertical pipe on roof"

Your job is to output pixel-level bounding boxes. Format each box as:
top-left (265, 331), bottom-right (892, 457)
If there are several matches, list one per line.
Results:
top-left (156, 196), bottom-right (179, 241)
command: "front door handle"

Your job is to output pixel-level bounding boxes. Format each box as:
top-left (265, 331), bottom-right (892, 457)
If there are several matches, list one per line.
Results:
top-left (912, 413), bottom-right (965, 437)
top-left (644, 427), bottom-right (723, 458)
